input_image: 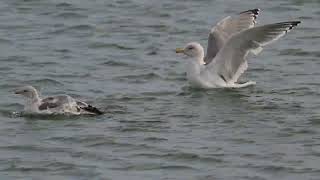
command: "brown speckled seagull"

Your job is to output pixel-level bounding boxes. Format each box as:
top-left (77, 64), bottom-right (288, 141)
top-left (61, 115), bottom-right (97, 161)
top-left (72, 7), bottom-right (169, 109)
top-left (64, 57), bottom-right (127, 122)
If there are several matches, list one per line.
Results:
top-left (14, 86), bottom-right (103, 115)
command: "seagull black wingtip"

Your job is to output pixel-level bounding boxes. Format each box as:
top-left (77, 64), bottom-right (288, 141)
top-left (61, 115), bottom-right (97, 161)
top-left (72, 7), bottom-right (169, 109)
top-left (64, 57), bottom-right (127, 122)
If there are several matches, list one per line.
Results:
top-left (240, 8), bottom-right (260, 16)
top-left (81, 105), bottom-right (104, 115)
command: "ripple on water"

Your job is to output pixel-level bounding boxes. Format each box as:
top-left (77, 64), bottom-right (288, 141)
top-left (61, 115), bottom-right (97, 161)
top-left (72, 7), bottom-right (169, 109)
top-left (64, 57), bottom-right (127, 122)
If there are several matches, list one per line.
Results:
top-left (99, 60), bottom-right (133, 67)
top-left (0, 144), bottom-right (67, 153)
top-left (113, 72), bottom-right (163, 84)
top-left (111, 163), bottom-right (197, 171)
top-left (279, 48), bottom-right (320, 57)
top-left (54, 12), bottom-right (87, 19)
top-left (49, 24), bottom-right (95, 37)
top-left (0, 107), bottom-right (22, 118)
top-left (267, 5), bottom-right (301, 12)
top-left (2, 159), bottom-right (100, 179)
top-left (308, 116), bottom-right (320, 125)
top-left (88, 42), bottom-right (136, 50)
top-left (24, 78), bottom-right (64, 87)
top-left (145, 46), bottom-right (159, 56)
top-left (0, 38), bottom-right (12, 45)
top-left (1, 56), bottom-right (28, 63)
top-left (47, 135), bottom-right (116, 147)
top-left (140, 91), bottom-right (177, 97)
top-left (276, 87), bottom-right (316, 96)
top-left (132, 152), bottom-right (224, 164)
top-left (48, 72), bottom-right (91, 79)
top-left (55, 2), bottom-right (73, 8)
top-left (143, 137), bottom-right (168, 142)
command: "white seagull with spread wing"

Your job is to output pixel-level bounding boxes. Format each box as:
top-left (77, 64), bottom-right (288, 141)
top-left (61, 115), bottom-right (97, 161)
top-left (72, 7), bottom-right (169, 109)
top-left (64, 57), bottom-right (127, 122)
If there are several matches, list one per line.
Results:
top-left (176, 9), bottom-right (301, 88)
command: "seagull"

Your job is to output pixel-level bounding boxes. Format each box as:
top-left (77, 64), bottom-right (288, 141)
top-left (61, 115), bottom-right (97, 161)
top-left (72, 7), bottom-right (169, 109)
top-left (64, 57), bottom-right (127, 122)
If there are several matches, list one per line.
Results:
top-left (14, 85), bottom-right (103, 115)
top-left (175, 9), bottom-right (301, 89)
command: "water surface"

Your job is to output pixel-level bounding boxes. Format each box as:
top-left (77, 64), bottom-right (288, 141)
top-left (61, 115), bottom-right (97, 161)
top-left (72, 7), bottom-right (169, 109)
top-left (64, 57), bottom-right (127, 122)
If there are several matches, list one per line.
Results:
top-left (0, 0), bottom-right (319, 179)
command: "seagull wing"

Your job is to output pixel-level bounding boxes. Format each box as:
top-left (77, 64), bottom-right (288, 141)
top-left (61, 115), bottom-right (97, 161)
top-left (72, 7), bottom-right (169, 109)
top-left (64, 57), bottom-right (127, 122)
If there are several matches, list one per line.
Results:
top-left (204, 9), bottom-right (260, 64)
top-left (39, 95), bottom-right (74, 111)
top-left (206, 21), bottom-right (301, 83)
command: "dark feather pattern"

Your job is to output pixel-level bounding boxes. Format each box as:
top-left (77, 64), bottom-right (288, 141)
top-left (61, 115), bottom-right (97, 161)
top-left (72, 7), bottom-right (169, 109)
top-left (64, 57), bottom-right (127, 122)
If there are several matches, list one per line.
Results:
top-left (76, 101), bottom-right (104, 115)
top-left (38, 102), bottom-right (59, 110)
top-left (81, 105), bottom-right (104, 115)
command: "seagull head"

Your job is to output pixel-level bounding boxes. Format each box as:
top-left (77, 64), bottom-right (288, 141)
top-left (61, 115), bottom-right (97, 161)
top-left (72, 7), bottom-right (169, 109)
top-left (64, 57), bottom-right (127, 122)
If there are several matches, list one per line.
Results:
top-left (14, 86), bottom-right (39, 99)
top-left (176, 42), bottom-right (205, 63)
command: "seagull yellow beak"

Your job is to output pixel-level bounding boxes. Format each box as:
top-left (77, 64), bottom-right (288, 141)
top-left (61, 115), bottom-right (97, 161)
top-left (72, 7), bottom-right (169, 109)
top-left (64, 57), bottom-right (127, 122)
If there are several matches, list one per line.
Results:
top-left (175, 48), bottom-right (184, 53)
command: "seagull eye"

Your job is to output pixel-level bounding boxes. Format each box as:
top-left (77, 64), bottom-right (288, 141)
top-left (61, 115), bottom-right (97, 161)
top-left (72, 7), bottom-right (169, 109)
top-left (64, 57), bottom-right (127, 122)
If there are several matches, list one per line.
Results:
top-left (23, 90), bottom-right (28, 92)
top-left (188, 47), bottom-right (194, 50)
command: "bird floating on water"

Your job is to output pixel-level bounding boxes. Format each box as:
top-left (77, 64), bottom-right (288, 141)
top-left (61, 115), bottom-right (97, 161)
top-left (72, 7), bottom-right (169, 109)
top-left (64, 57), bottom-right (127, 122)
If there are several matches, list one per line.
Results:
top-left (14, 86), bottom-right (103, 115)
top-left (176, 8), bottom-right (301, 89)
